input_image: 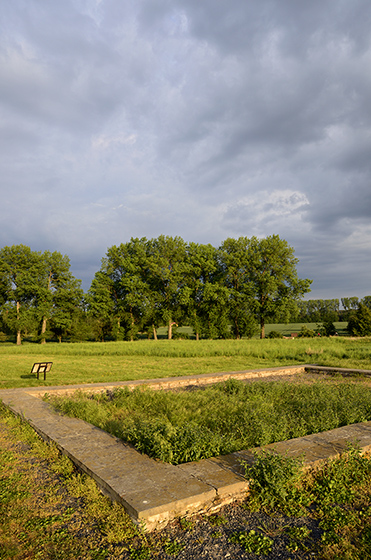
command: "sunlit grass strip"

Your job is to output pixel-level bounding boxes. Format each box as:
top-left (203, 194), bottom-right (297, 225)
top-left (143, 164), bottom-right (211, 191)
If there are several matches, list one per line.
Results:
top-left (0, 336), bottom-right (362, 357)
top-left (46, 378), bottom-right (371, 464)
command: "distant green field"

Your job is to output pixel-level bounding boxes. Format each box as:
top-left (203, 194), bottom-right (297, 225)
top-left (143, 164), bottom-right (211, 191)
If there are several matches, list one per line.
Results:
top-left (265, 322), bottom-right (348, 336)
top-left (0, 331), bottom-right (369, 389)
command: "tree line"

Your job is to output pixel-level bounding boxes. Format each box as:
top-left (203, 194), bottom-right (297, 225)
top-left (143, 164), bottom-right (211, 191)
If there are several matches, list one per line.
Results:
top-left (296, 297), bottom-right (371, 323)
top-left (0, 236), bottom-right (368, 344)
top-left (87, 235), bottom-right (311, 341)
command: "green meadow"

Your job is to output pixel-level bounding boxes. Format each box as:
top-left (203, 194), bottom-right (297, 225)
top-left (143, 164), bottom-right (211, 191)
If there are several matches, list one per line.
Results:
top-left (0, 329), bottom-right (370, 389)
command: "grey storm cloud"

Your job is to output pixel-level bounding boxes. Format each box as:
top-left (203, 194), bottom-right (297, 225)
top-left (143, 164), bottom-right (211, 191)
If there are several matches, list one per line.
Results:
top-left (1, 0), bottom-right (371, 300)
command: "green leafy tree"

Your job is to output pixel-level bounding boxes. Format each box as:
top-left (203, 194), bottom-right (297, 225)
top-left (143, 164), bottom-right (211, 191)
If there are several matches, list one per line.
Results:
top-left (244, 235), bottom-right (312, 338)
top-left (35, 251), bottom-right (84, 343)
top-left (347, 304), bottom-right (371, 336)
top-left (181, 242), bottom-right (228, 339)
top-left (146, 235), bottom-right (188, 339)
top-left (0, 245), bottom-right (40, 344)
top-left (88, 238), bottom-right (161, 341)
top-left (197, 281), bottom-right (232, 339)
top-left (341, 297), bottom-right (359, 321)
top-left (105, 238), bottom-right (155, 341)
top-left (86, 270), bottom-right (117, 341)
top-left (218, 238), bottom-right (258, 339)
top-left (361, 296), bottom-right (371, 309)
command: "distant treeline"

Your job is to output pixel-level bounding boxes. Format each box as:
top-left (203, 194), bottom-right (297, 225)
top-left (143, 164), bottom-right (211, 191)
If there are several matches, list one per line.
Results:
top-left (296, 297), bottom-right (371, 323)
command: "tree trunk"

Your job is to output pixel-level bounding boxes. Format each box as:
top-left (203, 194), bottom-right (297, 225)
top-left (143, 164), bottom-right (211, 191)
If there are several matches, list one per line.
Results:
top-left (168, 319), bottom-right (173, 340)
top-left (16, 301), bottom-right (21, 345)
top-left (260, 317), bottom-right (265, 339)
top-left (41, 316), bottom-right (47, 344)
top-left (168, 320), bottom-right (177, 340)
top-left (153, 325), bottom-right (158, 340)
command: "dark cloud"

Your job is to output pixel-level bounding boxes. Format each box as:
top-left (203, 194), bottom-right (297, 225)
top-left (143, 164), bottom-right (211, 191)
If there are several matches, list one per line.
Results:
top-left (0, 0), bottom-right (370, 298)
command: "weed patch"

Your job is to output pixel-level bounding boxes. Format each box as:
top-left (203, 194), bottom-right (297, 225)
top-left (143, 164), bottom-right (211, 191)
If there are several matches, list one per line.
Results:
top-left (229, 529), bottom-right (274, 554)
top-left (47, 378), bottom-right (371, 464)
top-left (242, 445), bottom-right (371, 559)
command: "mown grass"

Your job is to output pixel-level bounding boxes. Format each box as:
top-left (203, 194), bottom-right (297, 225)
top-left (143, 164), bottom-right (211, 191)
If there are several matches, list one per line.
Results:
top-left (0, 334), bottom-right (370, 389)
top-left (47, 377), bottom-right (371, 464)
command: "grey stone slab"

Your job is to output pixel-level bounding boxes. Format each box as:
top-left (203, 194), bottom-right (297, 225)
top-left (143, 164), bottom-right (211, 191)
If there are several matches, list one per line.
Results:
top-left (177, 458), bottom-right (248, 501)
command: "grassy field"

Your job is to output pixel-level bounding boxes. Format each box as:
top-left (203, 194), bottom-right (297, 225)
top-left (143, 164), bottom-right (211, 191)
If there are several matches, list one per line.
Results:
top-left (0, 332), bottom-right (369, 389)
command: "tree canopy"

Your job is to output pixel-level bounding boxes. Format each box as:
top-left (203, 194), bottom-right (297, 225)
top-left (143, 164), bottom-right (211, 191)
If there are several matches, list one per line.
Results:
top-left (87, 234), bottom-right (312, 339)
top-left (0, 245), bottom-right (83, 344)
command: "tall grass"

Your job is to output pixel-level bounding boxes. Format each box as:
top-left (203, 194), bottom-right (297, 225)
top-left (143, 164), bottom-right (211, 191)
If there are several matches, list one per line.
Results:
top-left (47, 377), bottom-right (371, 464)
top-left (0, 336), bottom-right (351, 358)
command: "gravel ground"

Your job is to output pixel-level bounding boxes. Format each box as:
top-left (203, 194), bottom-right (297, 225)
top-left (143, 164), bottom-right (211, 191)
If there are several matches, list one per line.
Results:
top-left (150, 502), bottom-right (321, 559)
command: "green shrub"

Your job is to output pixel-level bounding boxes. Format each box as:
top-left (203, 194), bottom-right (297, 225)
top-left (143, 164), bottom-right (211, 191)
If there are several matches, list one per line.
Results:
top-left (319, 320), bottom-right (337, 337)
top-left (347, 304), bottom-right (371, 336)
top-left (267, 330), bottom-right (283, 338)
top-left (297, 325), bottom-right (316, 338)
top-left (244, 450), bottom-right (304, 510)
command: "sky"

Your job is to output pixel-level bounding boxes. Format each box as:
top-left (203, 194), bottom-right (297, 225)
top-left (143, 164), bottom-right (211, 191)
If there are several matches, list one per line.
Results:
top-left (1, 1), bottom-right (371, 301)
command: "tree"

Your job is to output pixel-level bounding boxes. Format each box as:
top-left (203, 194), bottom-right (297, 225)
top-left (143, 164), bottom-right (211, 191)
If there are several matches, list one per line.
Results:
top-left (181, 242), bottom-right (229, 339)
top-left (105, 238), bottom-right (155, 341)
top-left (243, 235), bottom-right (311, 338)
top-left (347, 304), bottom-right (371, 337)
top-left (218, 238), bottom-right (258, 339)
top-left (146, 235), bottom-right (188, 339)
top-left (88, 238), bottom-right (162, 341)
top-left (361, 296), bottom-right (371, 310)
top-left (35, 251), bottom-right (84, 344)
top-left (86, 270), bottom-right (116, 341)
top-left (0, 245), bottom-right (83, 344)
top-left (0, 245), bottom-right (40, 344)
top-left (341, 297), bottom-right (359, 320)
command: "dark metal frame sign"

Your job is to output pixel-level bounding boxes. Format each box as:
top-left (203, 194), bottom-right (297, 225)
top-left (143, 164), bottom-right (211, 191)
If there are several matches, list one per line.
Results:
top-left (31, 362), bottom-right (53, 380)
